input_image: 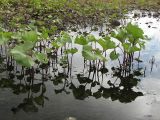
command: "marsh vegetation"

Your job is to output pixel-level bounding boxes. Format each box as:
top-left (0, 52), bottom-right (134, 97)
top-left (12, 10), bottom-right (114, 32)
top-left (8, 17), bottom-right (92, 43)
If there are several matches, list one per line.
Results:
top-left (0, 0), bottom-right (160, 120)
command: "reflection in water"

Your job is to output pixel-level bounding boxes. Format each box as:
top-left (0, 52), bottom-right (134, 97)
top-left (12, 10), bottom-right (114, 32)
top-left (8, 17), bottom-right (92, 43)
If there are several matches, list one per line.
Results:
top-left (149, 56), bottom-right (156, 73)
top-left (0, 50), bottom-right (144, 113)
top-left (0, 66), bottom-right (49, 113)
top-left (0, 10), bottom-right (160, 120)
top-left (72, 68), bottom-right (143, 103)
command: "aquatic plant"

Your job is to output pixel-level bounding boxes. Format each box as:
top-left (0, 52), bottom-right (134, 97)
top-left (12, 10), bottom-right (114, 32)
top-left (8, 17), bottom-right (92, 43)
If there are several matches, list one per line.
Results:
top-left (0, 22), bottom-right (148, 68)
top-left (0, 26), bottom-right (50, 67)
top-left (110, 22), bottom-right (148, 68)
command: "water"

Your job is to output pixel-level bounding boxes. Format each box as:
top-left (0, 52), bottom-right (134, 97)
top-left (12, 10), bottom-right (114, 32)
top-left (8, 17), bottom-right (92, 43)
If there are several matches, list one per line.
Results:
top-left (0, 11), bottom-right (160, 120)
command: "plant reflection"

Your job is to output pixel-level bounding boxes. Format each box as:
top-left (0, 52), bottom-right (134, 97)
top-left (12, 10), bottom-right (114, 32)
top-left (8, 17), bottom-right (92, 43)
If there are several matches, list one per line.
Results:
top-left (53, 55), bottom-right (144, 103)
top-left (0, 46), bottom-right (145, 114)
top-left (54, 66), bottom-right (144, 103)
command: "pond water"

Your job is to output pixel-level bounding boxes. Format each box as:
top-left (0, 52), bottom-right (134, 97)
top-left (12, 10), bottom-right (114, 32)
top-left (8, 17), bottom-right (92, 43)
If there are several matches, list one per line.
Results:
top-left (0, 11), bottom-right (160, 120)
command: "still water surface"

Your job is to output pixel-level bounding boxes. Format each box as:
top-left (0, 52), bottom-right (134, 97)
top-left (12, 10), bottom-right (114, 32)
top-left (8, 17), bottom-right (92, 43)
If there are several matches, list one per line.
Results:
top-left (0, 11), bottom-right (160, 120)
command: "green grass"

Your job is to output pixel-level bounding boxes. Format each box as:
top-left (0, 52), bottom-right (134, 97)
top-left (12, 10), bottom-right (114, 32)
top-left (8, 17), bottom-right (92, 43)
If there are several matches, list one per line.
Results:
top-left (0, 0), bottom-right (159, 31)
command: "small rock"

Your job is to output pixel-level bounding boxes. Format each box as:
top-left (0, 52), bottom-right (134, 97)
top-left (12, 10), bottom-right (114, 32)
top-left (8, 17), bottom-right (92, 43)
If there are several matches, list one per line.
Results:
top-left (65, 117), bottom-right (77, 120)
top-left (153, 13), bottom-right (159, 18)
top-left (133, 13), bottom-right (140, 18)
top-left (111, 20), bottom-right (120, 26)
